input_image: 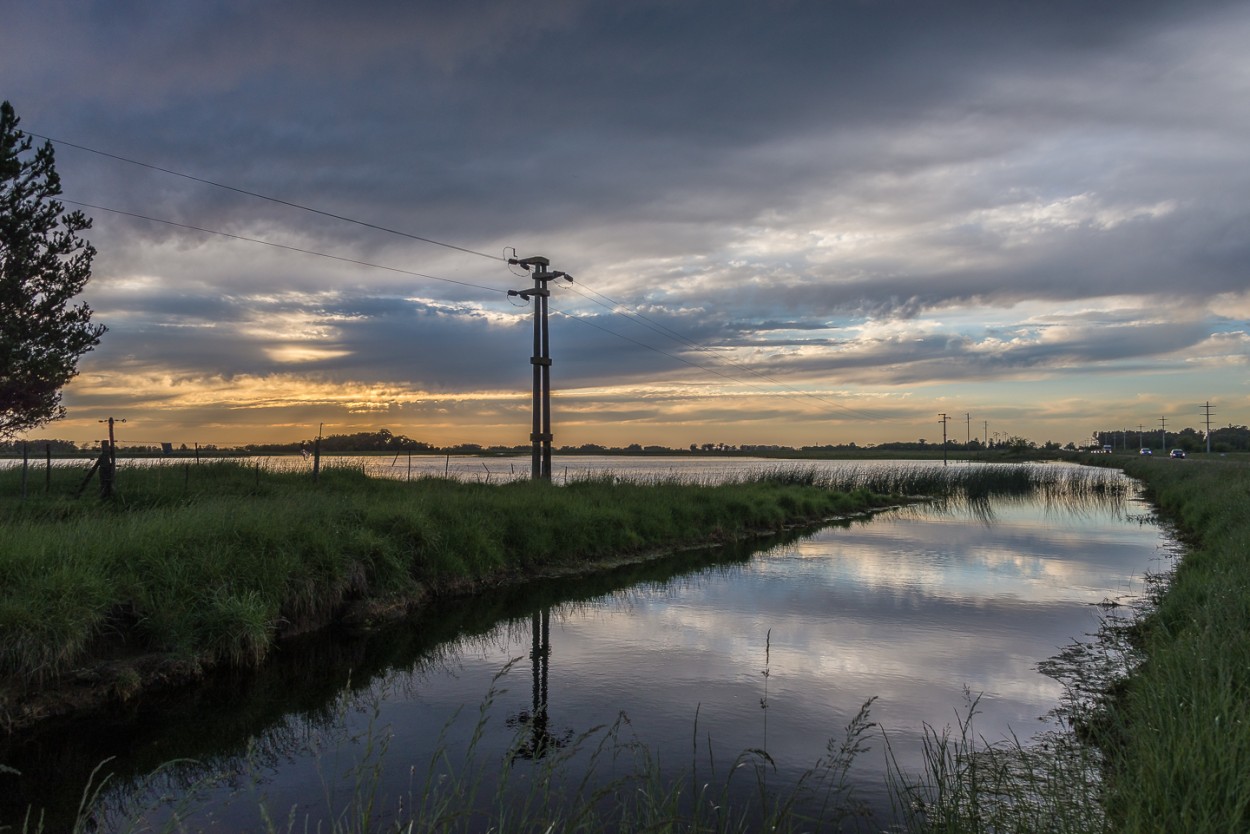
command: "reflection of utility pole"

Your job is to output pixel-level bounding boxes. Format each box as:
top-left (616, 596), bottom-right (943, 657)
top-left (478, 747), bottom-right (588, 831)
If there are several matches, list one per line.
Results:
top-left (1201, 401), bottom-right (1215, 454)
top-left (508, 256), bottom-right (572, 481)
top-left (532, 607), bottom-right (549, 730)
top-left (938, 413), bottom-right (950, 466)
top-left (506, 606), bottom-right (572, 760)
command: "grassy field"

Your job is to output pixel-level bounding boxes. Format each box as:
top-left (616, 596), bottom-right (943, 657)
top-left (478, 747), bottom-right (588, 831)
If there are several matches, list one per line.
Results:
top-left (0, 461), bottom-right (907, 698)
top-left (1091, 456), bottom-right (1250, 833)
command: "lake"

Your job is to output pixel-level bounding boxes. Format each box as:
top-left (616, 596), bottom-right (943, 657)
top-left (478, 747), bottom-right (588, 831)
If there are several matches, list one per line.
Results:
top-left (0, 461), bottom-right (1168, 831)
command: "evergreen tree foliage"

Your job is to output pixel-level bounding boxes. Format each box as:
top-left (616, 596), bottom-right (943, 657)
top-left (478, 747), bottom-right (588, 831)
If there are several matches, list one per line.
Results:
top-left (0, 101), bottom-right (105, 438)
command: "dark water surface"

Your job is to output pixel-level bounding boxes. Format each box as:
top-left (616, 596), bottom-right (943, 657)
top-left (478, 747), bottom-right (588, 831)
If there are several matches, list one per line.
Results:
top-left (1, 474), bottom-right (1167, 831)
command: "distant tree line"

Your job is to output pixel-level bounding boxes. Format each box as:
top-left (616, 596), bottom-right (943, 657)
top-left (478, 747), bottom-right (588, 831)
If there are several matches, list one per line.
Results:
top-left (0, 437), bottom-right (84, 455)
top-left (12, 426), bottom-right (1246, 458)
top-left (241, 428), bottom-right (434, 454)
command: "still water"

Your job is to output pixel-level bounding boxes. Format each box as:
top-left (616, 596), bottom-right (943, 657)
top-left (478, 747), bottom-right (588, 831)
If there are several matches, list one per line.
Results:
top-left (1, 465), bottom-right (1168, 831)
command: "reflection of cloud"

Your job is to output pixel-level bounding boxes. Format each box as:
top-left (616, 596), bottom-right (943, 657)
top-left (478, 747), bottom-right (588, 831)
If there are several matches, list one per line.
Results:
top-left (532, 500), bottom-right (1160, 744)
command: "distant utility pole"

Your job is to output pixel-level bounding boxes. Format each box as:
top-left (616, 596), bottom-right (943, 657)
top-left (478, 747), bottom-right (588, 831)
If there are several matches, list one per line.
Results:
top-left (965, 412), bottom-right (971, 446)
top-left (938, 412), bottom-right (950, 466)
top-left (508, 255), bottom-right (572, 481)
top-left (1138, 423), bottom-right (1145, 450)
top-left (983, 421), bottom-right (988, 448)
top-left (1159, 415), bottom-right (1167, 455)
top-left (1201, 401), bottom-right (1215, 453)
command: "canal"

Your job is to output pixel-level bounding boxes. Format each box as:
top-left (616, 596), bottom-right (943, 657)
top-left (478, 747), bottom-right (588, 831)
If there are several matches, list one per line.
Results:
top-left (0, 463), bottom-right (1168, 831)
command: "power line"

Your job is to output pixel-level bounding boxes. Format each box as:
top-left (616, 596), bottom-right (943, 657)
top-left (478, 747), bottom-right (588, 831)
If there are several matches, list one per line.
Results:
top-left (64, 200), bottom-right (509, 295)
top-left (551, 305), bottom-right (880, 422)
top-left (39, 129), bottom-right (887, 422)
top-left (28, 130), bottom-right (506, 262)
top-left (556, 281), bottom-right (884, 421)
top-left (79, 196), bottom-right (886, 426)
top-left (43, 129), bottom-right (893, 426)
top-left (551, 307), bottom-right (754, 386)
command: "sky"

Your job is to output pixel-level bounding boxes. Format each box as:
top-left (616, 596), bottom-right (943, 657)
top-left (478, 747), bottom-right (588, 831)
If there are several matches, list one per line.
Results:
top-left (3, 0), bottom-right (1248, 450)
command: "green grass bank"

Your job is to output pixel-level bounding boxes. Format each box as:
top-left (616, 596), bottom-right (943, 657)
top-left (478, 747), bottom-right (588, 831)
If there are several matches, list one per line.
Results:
top-left (0, 461), bottom-right (900, 725)
top-left (5, 459), bottom-right (1192, 831)
top-left (1090, 457), bottom-right (1250, 833)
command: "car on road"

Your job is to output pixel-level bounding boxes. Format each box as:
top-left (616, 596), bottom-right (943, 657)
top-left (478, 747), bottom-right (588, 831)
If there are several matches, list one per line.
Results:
top-left (1170, 449), bottom-right (1186, 458)
top-left (1139, 448), bottom-right (1153, 455)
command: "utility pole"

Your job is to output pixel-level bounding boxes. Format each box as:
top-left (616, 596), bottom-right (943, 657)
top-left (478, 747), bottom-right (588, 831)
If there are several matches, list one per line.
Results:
top-left (1201, 401), bottom-right (1215, 453)
top-left (97, 417), bottom-right (126, 498)
top-left (983, 421), bottom-right (988, 448)
top-left (938, 413), bottom-right (950, 466)
top-left (509, 255), bottom-right (572, 481)
top-left (1138, 423), bottom-right (1145, 451)
top-left (1159, 415), bottom-right (1167, 455)
top-left (965, 412), bottom-right (971, 447)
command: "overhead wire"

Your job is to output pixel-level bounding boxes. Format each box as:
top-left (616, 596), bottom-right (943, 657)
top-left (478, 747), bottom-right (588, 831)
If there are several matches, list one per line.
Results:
top-left (28, 130), bottom-right (506, 262)
top-left (77, 193), bottom-right (868, 416)
top-left (553, 281), bottom-right (883, 421)
top-left (64, 200), bottom-right (509, 295)
top-left (42, 132), bottom-right (883, 423)
top-left (549, 306), bottom-right (774, 391)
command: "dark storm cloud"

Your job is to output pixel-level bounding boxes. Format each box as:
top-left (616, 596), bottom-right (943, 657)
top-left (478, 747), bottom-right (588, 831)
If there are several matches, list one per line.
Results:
top-left (3, 0), bottom-right (1248, 427)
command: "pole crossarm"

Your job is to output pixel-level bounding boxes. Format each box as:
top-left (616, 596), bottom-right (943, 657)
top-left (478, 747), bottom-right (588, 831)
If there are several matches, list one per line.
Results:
top-left (509, 255), bottom-right (573, 481)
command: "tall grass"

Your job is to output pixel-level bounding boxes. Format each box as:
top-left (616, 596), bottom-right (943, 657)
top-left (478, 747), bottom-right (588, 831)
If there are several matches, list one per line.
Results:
top-left (1084, 457), bottom-right (1250, 834)
top-left (0, 461), bottom-right (899, 689)
top-left (58, 660), bottom-right (882, 834)
top-left (885, 691), bottom-right (1106, 834)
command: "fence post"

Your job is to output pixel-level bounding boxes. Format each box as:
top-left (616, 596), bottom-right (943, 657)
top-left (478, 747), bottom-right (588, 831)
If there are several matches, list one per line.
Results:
top-left (99, 440), bottom-right (115, 498)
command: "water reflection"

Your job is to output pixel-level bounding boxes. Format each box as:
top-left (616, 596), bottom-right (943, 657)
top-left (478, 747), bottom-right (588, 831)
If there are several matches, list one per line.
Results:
top-left (1, 487), bottom-right (1167, 830)
top-left (505, 607), bottom-right (576, 760)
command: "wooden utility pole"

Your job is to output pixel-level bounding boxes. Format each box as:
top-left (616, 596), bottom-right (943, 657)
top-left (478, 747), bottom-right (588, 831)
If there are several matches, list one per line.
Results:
top-left (509, 255), bottom-right (572, 481)
top-left (1201, 401), bottom-right (1215, 453)
top-left (938, 413), bottom-right (950, 466)
top-left (313, 423), bottom-right (323, 482)
top-left (98, 417), bottom-right (125, 498)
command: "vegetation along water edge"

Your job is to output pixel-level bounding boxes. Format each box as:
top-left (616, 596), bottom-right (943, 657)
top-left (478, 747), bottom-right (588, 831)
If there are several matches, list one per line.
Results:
top-left (884, 455), bottom-right (1250, 834)
top-left (1084, 456), bottom-right (1250, 833)
top-left (0, 459), bottom-right (919, 730)
top-left (0, 460), bottom-right (1115, 731)
top-left (6, 456), bottom-right (1247, 832)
